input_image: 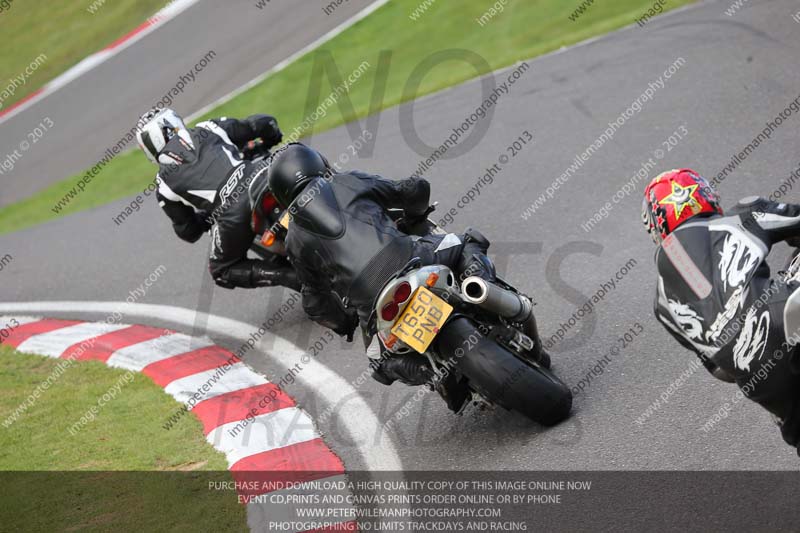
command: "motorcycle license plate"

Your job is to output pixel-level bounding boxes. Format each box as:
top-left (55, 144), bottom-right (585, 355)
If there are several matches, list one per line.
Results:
top-left (390, 287), bottom-right (453, 353)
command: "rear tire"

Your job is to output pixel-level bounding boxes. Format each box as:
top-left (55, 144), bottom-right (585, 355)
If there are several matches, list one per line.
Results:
top-left (536, 349), bottom-right (552, 370)
top-left (437, 318), bottom-right (572, 426)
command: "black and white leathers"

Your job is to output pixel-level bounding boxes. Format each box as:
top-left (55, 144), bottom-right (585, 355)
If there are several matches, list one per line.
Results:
top-left (154, 117), bottom-right (273, 242)
top-left (152, 115), bottom-right (293, 289)
top-left (654, 196), bottom-right (800, 447)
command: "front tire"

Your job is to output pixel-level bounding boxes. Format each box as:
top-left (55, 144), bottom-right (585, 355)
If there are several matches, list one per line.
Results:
top-left (437, 318), bottom-right (572, 426)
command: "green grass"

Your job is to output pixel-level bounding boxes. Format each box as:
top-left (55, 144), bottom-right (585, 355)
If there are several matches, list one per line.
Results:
top-left (0, 347), bottom-right (247, 531)
top-left (0, 0), bottom-right (167, 111)
top-left (0, 0), bottom-right (695, 235)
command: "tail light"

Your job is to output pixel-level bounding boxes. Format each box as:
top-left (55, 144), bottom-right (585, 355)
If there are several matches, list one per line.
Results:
top-left (253, 193), bottom-right (279, 232)
top-left (261, 192), bottom-right (278, 215)
top-left (380, 282), bottom-right (413, 322)
top-left (393, 282), bottom-right (412, 304)
top-left (381, 302), bottom-right (399, 321)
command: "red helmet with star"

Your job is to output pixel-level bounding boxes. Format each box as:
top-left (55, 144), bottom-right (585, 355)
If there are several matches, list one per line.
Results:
top-left (642, 168), bottom-right (723, 244)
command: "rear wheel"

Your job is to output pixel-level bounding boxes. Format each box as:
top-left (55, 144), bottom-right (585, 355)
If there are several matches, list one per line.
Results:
top-left (437, 318), bottom-right (572, 426)
top-left (536, 349), bottom-right (552, 369)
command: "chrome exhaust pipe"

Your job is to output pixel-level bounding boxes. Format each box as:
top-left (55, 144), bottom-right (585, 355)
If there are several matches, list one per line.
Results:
top-left (461, 277), bottom-right (532, 323)
top-left (461, 277), bottom-right (544, 357)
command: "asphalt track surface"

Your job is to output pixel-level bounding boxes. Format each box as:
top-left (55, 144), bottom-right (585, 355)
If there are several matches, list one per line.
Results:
top-left (3, 0), bottom-right (800, 475)
top-left (0, 0), bottom-right (375, 206)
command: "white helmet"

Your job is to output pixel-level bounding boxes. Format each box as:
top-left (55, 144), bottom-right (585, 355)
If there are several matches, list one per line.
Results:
top-left (135, 108), bottom-right (194, 165)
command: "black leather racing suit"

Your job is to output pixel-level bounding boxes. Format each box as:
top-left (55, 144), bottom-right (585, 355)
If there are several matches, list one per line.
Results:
top-left (285, 172), bottom-right (493, 338)
top-left (654, 196), bottom-right (800, 449)
top-left (153, 115), bottom-right (293, 289)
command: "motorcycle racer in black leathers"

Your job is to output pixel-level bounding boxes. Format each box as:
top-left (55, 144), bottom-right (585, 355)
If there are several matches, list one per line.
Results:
top-left (643, 168), bottom-right (800, 453)
top-left (266, 143), bottom-right (547, 386)
top-left (135, 108), bottom-right (298, 290)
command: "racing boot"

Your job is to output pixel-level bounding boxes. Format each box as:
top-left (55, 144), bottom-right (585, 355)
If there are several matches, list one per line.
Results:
top-left (220, 260), bottom-right (300, 291)
top-left (251, 265), bottom-right (300, 291)
top-left (371, 354), bottom-right (435, 386)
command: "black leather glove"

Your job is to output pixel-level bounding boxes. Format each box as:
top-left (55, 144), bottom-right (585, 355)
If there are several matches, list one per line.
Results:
top-left (332, 307), bottom-right (359, 342)
top-left (195, 212), bottom-right (213, 232)
top-left (398, 204), bottom-right (436, 236)
top-left (246, 114), bottom-right (283, 148)
top-left (241, 139), bottom-right (271, 161)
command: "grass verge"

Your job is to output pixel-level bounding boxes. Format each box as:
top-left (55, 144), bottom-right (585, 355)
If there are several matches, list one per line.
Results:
top-left (0, 0), bottom-right (168, 111)
top-left (0, 0), bottom-right (695, 235)
top-left (0, 347), bottom-right (246, 531)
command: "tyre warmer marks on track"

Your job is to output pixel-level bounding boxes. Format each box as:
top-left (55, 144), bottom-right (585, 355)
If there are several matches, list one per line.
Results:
top-left (1, 316), bottom-right (358, 533)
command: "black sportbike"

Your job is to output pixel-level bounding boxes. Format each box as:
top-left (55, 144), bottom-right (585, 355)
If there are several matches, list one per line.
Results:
top-left (246, 144), bottom-right (572, 425)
